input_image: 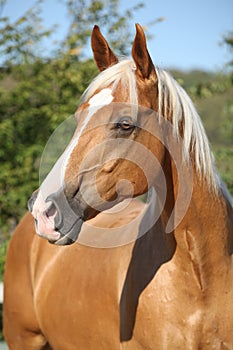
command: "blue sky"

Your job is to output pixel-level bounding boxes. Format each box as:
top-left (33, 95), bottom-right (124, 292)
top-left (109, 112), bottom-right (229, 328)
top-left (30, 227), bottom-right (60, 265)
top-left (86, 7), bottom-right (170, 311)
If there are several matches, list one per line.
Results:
top-left (2, 0), bottom-right (233, 71)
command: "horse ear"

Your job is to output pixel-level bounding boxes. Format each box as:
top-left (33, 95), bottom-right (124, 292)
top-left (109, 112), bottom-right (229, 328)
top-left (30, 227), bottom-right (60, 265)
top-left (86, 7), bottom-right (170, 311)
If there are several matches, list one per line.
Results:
top-left (91, 25), bottom-right (118, 71)
top-left (132, 23), bottom-right (156, 80)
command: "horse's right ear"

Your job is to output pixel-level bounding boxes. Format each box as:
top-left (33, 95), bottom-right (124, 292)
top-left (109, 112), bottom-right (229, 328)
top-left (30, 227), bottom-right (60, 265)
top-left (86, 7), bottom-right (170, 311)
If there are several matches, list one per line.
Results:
top-left (91, 25), bottom-right (118, 71)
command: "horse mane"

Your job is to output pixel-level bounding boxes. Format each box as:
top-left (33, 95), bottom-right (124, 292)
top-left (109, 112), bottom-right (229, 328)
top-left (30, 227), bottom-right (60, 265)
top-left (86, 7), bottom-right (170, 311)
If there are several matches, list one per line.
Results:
top-left (81, 59), bottom-right (227, 195)
top-left (155, 67), bottom-right (218, 191)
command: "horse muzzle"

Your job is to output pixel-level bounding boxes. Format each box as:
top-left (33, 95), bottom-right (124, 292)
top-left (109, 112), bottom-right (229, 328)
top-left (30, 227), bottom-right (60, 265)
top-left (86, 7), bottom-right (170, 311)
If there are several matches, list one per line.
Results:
top-left (28, 188), bottom-right (85, 245)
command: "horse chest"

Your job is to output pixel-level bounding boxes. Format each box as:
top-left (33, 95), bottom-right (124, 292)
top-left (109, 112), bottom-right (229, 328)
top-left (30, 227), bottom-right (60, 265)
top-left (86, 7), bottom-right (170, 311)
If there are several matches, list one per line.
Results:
top-left (32, 244), bottom-right (233, 349)
top-left (33, 246), bottom-right (129, 348)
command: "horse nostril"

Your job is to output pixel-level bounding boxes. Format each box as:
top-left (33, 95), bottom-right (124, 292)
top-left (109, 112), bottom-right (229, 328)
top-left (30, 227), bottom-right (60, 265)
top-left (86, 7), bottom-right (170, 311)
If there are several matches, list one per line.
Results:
top-left (46, 203), bottom-right (57, 218)
top-left (28, 190), bottom-right (39, 212)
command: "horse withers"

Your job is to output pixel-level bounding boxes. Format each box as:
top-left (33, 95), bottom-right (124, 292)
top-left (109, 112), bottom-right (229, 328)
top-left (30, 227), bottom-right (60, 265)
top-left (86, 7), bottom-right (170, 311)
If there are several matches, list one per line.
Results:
top-left (4, 24), bottom-right (233, 349)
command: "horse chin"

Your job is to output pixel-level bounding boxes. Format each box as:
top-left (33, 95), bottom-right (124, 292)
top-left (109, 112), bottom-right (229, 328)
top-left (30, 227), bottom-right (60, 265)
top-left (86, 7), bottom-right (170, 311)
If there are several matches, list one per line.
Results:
top-left (52, 218), bottom-right (83, 245)
top-left (53, 235), bottom-right (74, 245)
top-left (53, 217), bottom-right (84, 245)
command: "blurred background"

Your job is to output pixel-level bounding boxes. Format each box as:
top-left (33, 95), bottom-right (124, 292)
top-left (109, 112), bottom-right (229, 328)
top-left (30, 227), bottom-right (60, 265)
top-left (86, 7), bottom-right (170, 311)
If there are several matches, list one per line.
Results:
top-left (0, 0), bottom-right (232, 343)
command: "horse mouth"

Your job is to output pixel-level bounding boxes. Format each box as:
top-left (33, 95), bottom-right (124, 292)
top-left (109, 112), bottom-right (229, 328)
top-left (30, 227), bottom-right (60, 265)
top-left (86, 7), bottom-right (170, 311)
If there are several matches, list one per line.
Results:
top-left (53, 218), bottom-right (84, 245)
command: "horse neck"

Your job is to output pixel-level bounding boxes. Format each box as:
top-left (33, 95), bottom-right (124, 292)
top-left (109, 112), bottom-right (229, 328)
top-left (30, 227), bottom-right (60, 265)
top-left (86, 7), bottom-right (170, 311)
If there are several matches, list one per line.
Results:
top-left (156, 152), bottom-right (233, 289)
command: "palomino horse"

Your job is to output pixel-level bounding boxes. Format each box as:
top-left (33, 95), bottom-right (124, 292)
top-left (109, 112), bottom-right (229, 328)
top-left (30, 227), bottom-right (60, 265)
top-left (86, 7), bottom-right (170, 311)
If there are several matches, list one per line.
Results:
top-left (4, 24), bottom-right (233, 349)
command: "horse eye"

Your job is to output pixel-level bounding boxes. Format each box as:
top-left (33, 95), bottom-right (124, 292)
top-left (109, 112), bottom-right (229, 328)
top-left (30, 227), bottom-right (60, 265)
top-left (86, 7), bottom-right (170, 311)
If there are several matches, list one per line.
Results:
top-left (116, 118), bottom-right (135, 131)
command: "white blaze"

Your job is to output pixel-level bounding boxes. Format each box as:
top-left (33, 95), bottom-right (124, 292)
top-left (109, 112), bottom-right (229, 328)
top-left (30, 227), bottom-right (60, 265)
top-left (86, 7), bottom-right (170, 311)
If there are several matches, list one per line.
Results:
top-left (62, 88), bottom-right (114, 177)
top-left (31, 88), bottom-right (113, 238)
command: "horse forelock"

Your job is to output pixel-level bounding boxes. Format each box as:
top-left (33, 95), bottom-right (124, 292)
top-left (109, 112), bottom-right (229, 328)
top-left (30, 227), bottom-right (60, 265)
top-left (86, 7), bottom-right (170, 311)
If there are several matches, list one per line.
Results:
top-left (81, 59), bottom-right (138, 107)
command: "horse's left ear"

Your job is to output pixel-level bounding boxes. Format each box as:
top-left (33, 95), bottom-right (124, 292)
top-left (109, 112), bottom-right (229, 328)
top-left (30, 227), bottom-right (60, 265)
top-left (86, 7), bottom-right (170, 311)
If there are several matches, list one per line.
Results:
top-left (132, 24), bottom-right (156, 80)
top-left (91, 25), bottom-right (118, 71)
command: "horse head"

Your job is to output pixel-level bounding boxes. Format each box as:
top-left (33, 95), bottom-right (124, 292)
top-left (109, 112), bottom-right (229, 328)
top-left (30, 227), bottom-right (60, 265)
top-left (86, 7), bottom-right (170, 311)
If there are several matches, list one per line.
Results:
top-left (29, 22), bottom-right (218, 246)
top-left (28, 24), bottom-right (166, 245)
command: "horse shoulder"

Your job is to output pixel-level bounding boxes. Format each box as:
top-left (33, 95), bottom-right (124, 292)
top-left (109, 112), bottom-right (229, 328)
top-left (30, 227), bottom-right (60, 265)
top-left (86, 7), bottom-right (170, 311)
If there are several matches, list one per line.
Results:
top-left (3, 212), bottom-right (50, 349)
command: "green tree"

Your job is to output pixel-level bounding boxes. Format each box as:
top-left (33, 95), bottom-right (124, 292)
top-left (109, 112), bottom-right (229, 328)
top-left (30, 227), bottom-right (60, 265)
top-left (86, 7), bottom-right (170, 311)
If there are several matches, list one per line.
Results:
top-left (223, 31), bottom-right (233, 71)
top-left (0, 0), bottom-right (53, 65)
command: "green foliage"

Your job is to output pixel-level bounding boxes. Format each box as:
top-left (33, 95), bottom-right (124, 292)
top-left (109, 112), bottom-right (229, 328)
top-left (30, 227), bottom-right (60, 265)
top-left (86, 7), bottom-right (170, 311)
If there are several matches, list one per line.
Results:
top-left (223, 31), bottom-right (233, 69)
top-left (172, 69), bottom-right (233, 195)
top-left (0, 238), bottom-right (8, 280)
top-left (0, 0), bottom-right (53, 65)
top-left (214, 147), bottom-right (233, 193)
